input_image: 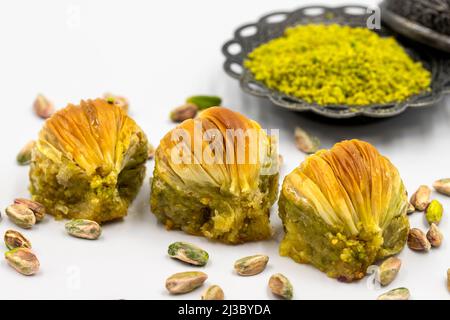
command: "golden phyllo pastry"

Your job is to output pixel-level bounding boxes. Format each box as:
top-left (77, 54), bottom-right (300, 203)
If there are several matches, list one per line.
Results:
top-left (29, 99), bottom-right (148, 223)
top-left (279, 140), bottom-right (409, 282)
top-left (151, 107), bottom-right (279, 244)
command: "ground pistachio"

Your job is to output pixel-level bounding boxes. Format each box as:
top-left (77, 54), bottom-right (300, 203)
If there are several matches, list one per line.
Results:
top-left (5, 204), bottom-right (36, 229)
top-left (427, 223), bottom-right (443, 248)
top-left (410, 185), bottom-right (431, 211)
top-left (166, 271), bottom-right (208, 294)
top-left (16, 140), bottom-right (35, 166)
top-left (33, 94), bottom-right (54, 119)
top-left (5, 248), bottom-right (40, 276)
top-left (4, 230), bottom-right (32, 250)
top-left (377, 287), bottom-right (410, 300)
top-left (168, 242), bottom-right (209, 266)
top-left (425, 200), bottom-right (443, 225)
top-left (65, 219), bottom-right (101, 240)
top-left (201, 285), bottom-right (224, 300)
top-left (14, 198), bottom-right (46, 222)
top-left (294, 127), bottom-right (320, 154)
top-left (407, 228), bottom-right (431, 252)
top-left (170, 103), bottom-right (198, 123)
top-left (269, 273), bottom-right (293, 300)
top-left (234, 255), bottom-right (269, 276)
top-left (433, 178), bottom-right (450, 197)
top-left (379, 257), bottom-right (401, 286)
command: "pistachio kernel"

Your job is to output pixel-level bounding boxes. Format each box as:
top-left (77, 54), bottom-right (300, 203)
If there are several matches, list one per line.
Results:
top-left (294, 127), bottom-right (320, 154)
top-left (65, 219), bottom-right (102, 240)
top-left (433, 179), bottom-right (450, 197)
top-left (170, 103), bottom-right (198, 123)
top-left (201, 285), bottom-right (225, 300)
top-left (16, 141), bottom-right (35, 166)
top-left (168, 242), bottom-right (209, 266)
top-left (407, 228), bottom-right (431, 252)
top-left (166, 271), bottom-right (208, 294)
top-left (269, 273), bottom-right (294, 300)
top-left (425, 200), bottom-right (443, 225)
top-left (410, 185), bottom-right (431, 212)
top-left (4, 230), bottom-right (32, 250)
top-left (234, 255), bottom-right (269, 276)
top-left (379, 257), bottom-right (401, 286)
top-left (5, 248), bottom-right (40, 276)
top-left (14, 198), bottom-right (46, 222)
top-left (377, 287), bottom-right (410, 300)
top-left (33, 94), bottom-right (54, 119)
top-left (427, 223), bottom-right (443, 248)
top-left (5, 204), bottom-right (36, 229)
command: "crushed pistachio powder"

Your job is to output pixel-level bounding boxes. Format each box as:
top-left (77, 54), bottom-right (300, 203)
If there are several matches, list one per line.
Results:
top-left (245, 24), bottom-right (431, 106)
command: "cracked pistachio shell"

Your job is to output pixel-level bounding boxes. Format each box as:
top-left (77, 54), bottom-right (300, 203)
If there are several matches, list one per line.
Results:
top-left (5, 204), bottom-right (36, 229)
top-left (425, 200), bottom-right (443, 225)
top-left (234, 255), bottom-right (269, 276)
top-left (202, 285), bottom-right (224, 300)
top-left (433, 179), bottom-right (450, 197)
top-left (168, 242), bottom-right (209, 266)
top-left (5, 248), bottom-right (40, 276)
top-left (65, 219), bottom-right (101, 240)
top-left (166, 271), bottom-right (208, 294)
top-left (269, 273), bottom-right (293, 300)
top-left (377, 287), bottom-right (410, 300)
top-left (4, 230), bottom-right (32, 250)
top-left (379, 257), bottom-right (401, 286)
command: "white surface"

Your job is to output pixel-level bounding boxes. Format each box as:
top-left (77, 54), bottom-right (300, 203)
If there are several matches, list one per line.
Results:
top-left (0, 0), bottom-right (449, 300)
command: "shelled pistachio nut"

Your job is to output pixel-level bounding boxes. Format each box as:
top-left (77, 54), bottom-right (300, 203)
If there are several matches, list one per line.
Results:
top-left (234, 255), bottom-right (269, 276)
top-left (377, 288), bottom-right (410, 300)
top-left (104, 93), bottom-right (129, 113)
top-left (170, 103), bottom-right (198, 123)
top-left (407, 202), bottom-right (415, 215)
top-left (5, 204), bottom-right (36, 229)
top-left (65, 219), bottom-right (101, 240)
top-left (410, 185), bottom-right (431, 211)
top-left (168, 242), bottom-right (209, 266)
top-left (4, 230), bottom-right (32, 250)
top-left (427, 223), bottom-right (443, 248)
top-left (5, 248), bottom-right (40, 276)
top-left (294, 127), bottom-right (320, 154)
top-left (166, 271), bottom-right (208, 294)
top-left (33, 94), bottom-right (54, 119)
top-left (14, 198), bottom-right (46, 222)
top-left (186, 95), bottom-right (222, 110)
top-left (379, 257), bottom-right (401, 286)
top-left (433, 179), bottom-right (450, 197)
top-left (425, 200), bottom-right (443, 225)
top-left (16, 140), bottom-right (35, 165)
top-left (269, 273), bottom-right (293, 300)
top-left (407, 228), bottom-right (431, 252)
top-left (202, 285), bottom-right (224, 300)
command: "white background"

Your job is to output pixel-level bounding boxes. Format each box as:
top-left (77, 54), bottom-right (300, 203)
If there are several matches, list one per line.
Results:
top-left (0, 0), bottom-right (449, 300)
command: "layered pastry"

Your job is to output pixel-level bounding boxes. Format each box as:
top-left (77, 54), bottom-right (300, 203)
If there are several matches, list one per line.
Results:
top-left (279, 140), bottom-right (409, 282)
top-left (29, 98), bottom-right (148, 223)
top-left (150, 107), bottom-right (279, 244)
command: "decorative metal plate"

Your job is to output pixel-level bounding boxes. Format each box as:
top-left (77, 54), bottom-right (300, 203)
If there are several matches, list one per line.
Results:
top-left (222, 5), bottom-right (450, 119)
